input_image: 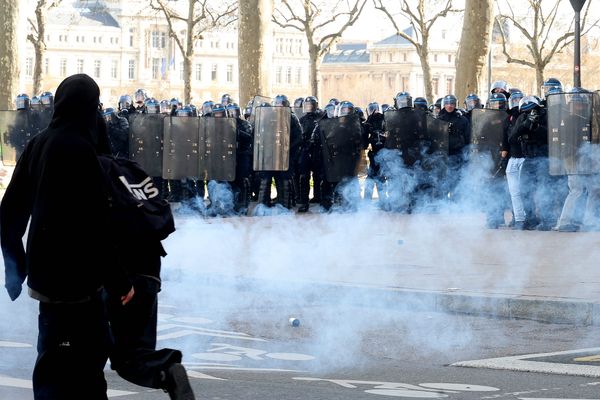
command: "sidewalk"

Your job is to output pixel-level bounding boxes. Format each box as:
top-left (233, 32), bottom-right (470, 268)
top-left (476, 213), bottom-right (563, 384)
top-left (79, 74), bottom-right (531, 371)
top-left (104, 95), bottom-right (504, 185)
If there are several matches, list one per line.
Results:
top-left (167, 210), bottom-right (600, 325)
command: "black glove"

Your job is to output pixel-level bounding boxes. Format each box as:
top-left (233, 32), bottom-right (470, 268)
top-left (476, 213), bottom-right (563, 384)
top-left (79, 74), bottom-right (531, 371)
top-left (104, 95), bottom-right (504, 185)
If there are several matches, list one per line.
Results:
top-left (493, 156), bottom-right (509, 178)
top-left (117, 115), bottom-right (129, 131)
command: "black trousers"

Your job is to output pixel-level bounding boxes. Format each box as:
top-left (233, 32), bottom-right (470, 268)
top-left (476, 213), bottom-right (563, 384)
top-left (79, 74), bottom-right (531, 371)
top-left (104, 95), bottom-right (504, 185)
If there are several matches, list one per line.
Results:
top-left (106, 275), bottom-right (182, 389)
top-left (34, 293), bottom-right (110, 400)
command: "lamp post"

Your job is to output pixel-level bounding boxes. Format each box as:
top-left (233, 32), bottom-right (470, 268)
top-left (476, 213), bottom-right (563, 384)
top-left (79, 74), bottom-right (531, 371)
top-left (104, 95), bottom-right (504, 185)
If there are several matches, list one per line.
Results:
top-left (569, 0), bottom-right (586, 88)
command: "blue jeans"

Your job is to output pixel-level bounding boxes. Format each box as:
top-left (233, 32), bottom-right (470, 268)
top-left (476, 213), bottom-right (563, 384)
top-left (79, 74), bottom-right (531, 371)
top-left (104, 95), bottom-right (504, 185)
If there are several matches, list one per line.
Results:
top-left (506, 157), bottom-right (526, 222)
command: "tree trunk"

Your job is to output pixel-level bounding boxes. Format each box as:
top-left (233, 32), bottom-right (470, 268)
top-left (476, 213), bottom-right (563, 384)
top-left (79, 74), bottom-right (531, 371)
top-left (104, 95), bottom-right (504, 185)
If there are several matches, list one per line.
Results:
top-left (419, 46), bottom-right (434, 104)
top-left (454, 0), bottom-right (493, 103)
top-left (308, 44), bottom-right (319, 98)
top-left (238, 0), bottom-right (273, 107)
top-left (535, 66), bottom-right (545, 97)
top-left (33, 43), bottom-right (43, 95)
top-left (0, 0), bottom-right (20, 109)
top-left (183, 0), bottom-right (195, 104)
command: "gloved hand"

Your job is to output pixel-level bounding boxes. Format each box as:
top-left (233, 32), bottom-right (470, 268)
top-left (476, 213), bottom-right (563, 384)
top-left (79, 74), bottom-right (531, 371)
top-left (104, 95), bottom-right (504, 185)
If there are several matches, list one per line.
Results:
top-left (6, 281), bottom-right (22, 301)
top-left (117, 115), bottom-right (129, 131)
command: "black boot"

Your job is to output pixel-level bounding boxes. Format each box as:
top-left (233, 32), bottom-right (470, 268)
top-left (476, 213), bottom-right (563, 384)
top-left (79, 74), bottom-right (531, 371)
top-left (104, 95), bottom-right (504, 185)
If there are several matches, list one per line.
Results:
top-left (297, 175), bottom-right (310, 212)
top-left (162, 363), bottom-right (195, 400)
top-left (257, 177), bottom-right (272, 207)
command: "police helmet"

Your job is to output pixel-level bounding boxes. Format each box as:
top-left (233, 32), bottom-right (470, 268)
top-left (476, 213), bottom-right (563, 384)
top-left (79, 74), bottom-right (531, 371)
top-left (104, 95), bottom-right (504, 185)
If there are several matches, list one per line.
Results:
top-left (212, 103), bottom-right (227, 118)
top-left (303, 96), bottom-right (318, 113)
top-left (294, 97), bottom-right (304, 108)
top-left (413, 97), bottom-right (428, 111)
top-left (519, 96), bottom-right (541, 112)
top-left (221, 93), bottom-right (233, 106)
top-left (329, 98), bottom-right (340, 106)
top-left (176, 106), bottom-right (193, 117)
top-left (244, 100), bottom-right (253, 118)
top-left (16, 93), bottom-right (30, 110)
top-left (134, 88), bottom-right (148, 105)
top-left (272, 94), bottom-right (290, 107)
top-left (40, 91), bottom-right (54, 108)
top-left (119, 94), bottom-right (133, 111)
top-left (508, 90), bottom-right (524, 110)
top-left (488, 93), bottom-right (507, 110)
top-left (442, 94), bottom-right (457, 108)
top-left (337, 101), bottom-right (354, 117)
top-left (464, 93), bottom-right (481, 111)
top-left (202, 100), bottom-right (214, 116)
top-left (367, 102), bottom-right (381, 116)
top-left (381, 103), bottom-right (391, 113)
top-left (355, 107), bottom-right (365, 121)
top-left (102, 107), bottom-right (115, 122)
top-left (159, 100), bottom-right (170, 114)
top-left (394, 92), bottom-right (413, 109)
top-left (146, 98), bottom-right (160, 114)
top-left (490, 80), bottom-right (510, 95)
top-left (568, 87), bottom-right (590, 110)
top-left (170, 97), bottom-right (181, 109)
top-left (324, 103), bottom-right (336, 119)
top-left (542, 78), bottom-right (563, 97)
top-left (30, 96), bottom-right (41, 110)
top-left (226, 103), bottom-right (241, 118)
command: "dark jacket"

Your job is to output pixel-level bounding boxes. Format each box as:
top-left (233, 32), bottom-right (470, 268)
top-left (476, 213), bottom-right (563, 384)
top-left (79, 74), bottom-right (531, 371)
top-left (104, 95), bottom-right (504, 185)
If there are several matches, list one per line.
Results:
top-left (1, 74), bottom-right (131, 302)
top-left (508, 109), bottom-right (548, 158)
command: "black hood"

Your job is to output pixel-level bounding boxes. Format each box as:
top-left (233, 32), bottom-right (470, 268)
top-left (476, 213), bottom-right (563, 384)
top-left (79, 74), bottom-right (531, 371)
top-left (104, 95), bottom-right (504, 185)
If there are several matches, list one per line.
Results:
top-left (49, 74), bottom-right (100, 132)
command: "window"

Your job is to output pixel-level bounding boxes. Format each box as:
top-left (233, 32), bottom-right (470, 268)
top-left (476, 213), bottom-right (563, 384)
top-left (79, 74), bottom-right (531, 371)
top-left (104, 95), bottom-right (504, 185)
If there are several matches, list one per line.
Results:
top-left (44, 58), bottom-right (49, 74)
top-left (276, 66), bottom-right (282, 84)
top-left (211, 64), bottom-right (217, 81)
top-left (286, 67), bottom-right (292, 84)
top-left (152, 31), bottom-right (159, 48)
top-left (25, 57), bottom-right (33, 77)
top-left (151, 31), bottom-right (166, 49)
top-left (226, 64), bottom-right (233, 82)
top-left (160, 32), bottom-right (166, 49)
top-left (375, 53), bottom-right (380, 63)
top-left (129, 28), bottom-right (135, 47)
top-left (442, 30), bottom-right (447, 40)
top-left (180, 62), bottom-right (185, 80)
top-left (77, 59), bottom-right (84, 74)
top-left (432, 77), bottom-right (439, 95)
top-left (402, 76), bottom-right (409, 92)
top-left (81, 36), bottom-right (85, 43)
top-left (60, 58), bottom-right (67, 76)
top-left (389, 53), bottom-right (393, 62)
top-left (152, 58), bottom-right (160, 79)
top-left (295, 67), bottom-right (302, 85)
top-left (446, 77), bottom-right (454, 94)
top-left (94, 60), bottom-right (101, 78)
top-left (111, 60), bottom-right (118, 79)
top-left (195, 63), bottom-right (202, 81)
top-left (448, 54), bottom-right (452, 63)
top-left (128, 59), bottom-right (135, 79)
top-left (403, 53), bottom-right (407, 62)
top-left (433, 54), bottom-right (438, 62)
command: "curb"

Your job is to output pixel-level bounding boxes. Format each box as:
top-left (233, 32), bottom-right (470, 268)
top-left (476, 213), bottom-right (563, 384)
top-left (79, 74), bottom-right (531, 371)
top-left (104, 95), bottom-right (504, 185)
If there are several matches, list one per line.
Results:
top-left (178, 272), bottom-right (600, 326)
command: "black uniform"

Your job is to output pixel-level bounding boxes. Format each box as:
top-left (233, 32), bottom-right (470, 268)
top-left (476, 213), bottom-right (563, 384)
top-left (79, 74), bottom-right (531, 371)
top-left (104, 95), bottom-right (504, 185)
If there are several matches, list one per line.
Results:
top-left (363, 112), bottom-right (385, 201)
top-left (233, 117), bottom-right (254, 213)
top-left (0, 74), bottom-right (132, 400)
top-left (437, 108), bottom-right (469, 198)
top-left (296, 110), bottom-right (322, 211)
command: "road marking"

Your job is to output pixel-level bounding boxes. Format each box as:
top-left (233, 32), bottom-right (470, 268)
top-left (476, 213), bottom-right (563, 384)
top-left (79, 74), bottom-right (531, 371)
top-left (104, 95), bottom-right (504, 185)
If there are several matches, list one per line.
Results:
top-left (452, 347), bottom-right (600, 377)
top-left (574, 355), bottom-right (600, 362)
top-left (186, 370), bottom-right (226, 380)
top-left (0, 340), bottom-right (32, 348)
top-left (0, 375), bottom-right (137, 397)
top-left (518, 398), bottom-right (600, 400)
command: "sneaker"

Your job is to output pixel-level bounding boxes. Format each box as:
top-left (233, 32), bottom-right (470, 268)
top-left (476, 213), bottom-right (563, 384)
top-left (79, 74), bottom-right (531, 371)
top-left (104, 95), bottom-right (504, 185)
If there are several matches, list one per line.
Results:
top-left (513, 221), bottom-right (526, 230)
top-left (163, 363), bottom-right (195, 400)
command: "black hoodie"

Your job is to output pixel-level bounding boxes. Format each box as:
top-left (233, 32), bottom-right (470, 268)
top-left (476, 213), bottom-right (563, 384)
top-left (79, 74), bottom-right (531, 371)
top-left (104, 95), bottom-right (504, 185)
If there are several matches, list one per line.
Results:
top-left (1, 74), bottom-right (131, 302)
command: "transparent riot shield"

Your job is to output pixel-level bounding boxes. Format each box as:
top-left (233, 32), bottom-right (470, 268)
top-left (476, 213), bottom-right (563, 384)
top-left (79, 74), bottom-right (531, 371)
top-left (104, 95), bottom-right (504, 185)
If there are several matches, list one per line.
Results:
top-left (198, 117), bottom-right (237, 181)
top-left (319, 114), bottom-right (364, 182)
top-left (162, 116), bottom-right (200, 180)
top-left (547, 92), bottom-right (595, 175)
top-left (425, 114), bottom-right (450, 155)
top-left (0, 110), bottom-right (37, 166)
top-left (470, 108), bottom-right (508, 174)
top-left (248, 95), bottom-right (272, 124)
top-left (384, 108), bottom-right (425, 150)
top-left (129, 113), bottom-right (165, 177)
top-left (253, 106), bottom-right (291, 171)
top-left (293, 107), bottom-right (306, 119)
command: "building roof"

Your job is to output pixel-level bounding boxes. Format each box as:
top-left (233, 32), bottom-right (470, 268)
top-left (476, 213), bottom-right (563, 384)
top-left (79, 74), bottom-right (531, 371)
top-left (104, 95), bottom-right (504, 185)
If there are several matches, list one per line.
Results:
top-left (373, 27), bottom-right (415, 46)
top-left (48, 3), bottom-right (120, 28)
top-left (322, 42), bottom-right (370, 64)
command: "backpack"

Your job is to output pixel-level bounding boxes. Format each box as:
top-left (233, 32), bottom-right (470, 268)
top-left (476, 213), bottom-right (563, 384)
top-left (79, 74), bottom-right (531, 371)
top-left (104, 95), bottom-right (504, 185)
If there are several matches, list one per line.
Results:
top-left (98, 155), bottom-right (175, 242)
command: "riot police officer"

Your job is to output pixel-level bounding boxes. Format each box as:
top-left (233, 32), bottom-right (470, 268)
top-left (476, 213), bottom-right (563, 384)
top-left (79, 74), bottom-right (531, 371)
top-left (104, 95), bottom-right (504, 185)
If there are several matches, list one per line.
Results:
top-left (295, 96), bottom-right (321, 212)
top-left (227, 103), bottom-right (254, 214)
top-left (133, 88), bottom-right (148, 113)
top-left (103, 107), bottom-right (130, 158)
top-left (414, 97), bottom-right (428, 112)
top-left (540, 78), bottom-right (563, 107)
top-left (118, 94), bottom-right (135, 116)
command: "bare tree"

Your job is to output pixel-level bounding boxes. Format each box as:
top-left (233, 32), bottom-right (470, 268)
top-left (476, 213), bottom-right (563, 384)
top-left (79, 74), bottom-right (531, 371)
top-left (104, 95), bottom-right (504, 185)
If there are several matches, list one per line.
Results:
top-left (454, 0), bottom-right (494, 103)
top-left (272, 0), bottom-right (368, 99)
top-left (239, 0), bottom-right (274, 106)
top-left (27, 0), bottom-right (61, 96)
top-left (0, 0), bottom-right (20, 109)
top-left (151, 0), bottom-right (238, 104)
top-left (496, 0), bottom-right (599, 94)
top-left (374, 0), bottom-right (459, 103)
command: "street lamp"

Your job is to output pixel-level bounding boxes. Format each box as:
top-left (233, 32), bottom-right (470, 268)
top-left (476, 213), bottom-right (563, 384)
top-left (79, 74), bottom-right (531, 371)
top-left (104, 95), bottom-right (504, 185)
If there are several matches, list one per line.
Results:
top-left (570, 0), bottom-right (586, 87)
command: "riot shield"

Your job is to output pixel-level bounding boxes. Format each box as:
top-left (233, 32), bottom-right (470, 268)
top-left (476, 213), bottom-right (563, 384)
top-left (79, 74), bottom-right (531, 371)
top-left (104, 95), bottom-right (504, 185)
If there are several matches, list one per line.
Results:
top-left (425, 114), bottom-right (450, 155)
top-left (0, 110), bottom-right (38, 166)
top-left (198, 117), bottom-right (237, 181)
top-left (384, 109), bottom-right (425, 150)
top-left (248, 95), bottom-right (272, 124)
top-left (470, 108), bottom-right (508, 173)
top-left (128, 113), bottom-right (165, 177)
top-left (547, 92), bottom-right (596, 175)
top-left (162, 116), bottom-right (200, 180)
top-left (253, 106), bottom-right (291, 171)
top-left (319, 114), bottom-right (364, 182)
top-left (293, 107), bottom-right (306, 119)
